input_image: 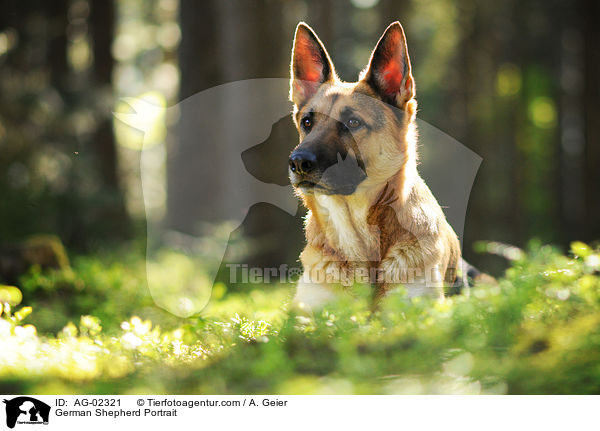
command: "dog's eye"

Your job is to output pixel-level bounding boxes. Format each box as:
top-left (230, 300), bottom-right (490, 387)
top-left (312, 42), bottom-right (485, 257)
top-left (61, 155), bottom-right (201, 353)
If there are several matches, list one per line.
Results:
top-left (347, 118), bottom-right (361, 129)
top-left (301, 117), bottom-right (312, 130)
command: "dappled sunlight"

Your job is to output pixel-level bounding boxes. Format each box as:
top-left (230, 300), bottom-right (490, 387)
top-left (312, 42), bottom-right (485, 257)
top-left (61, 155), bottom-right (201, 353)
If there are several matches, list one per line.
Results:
top-left (114, 91), bottom-right (167, 151)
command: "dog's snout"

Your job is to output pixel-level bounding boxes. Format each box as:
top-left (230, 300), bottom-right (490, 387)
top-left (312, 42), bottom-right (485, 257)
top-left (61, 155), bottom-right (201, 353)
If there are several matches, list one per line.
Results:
top-left (289, 150), bottom-right (317, 175)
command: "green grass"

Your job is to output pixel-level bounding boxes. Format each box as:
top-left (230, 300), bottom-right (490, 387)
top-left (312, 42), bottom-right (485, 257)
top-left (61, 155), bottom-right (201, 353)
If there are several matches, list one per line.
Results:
top-left (1, 241), bottom-right (600, 394)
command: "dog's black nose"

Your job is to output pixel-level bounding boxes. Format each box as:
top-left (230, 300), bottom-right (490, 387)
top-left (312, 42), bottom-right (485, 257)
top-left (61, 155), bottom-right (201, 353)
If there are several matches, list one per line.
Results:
top-left (289, 150), bottom-right (317, 175)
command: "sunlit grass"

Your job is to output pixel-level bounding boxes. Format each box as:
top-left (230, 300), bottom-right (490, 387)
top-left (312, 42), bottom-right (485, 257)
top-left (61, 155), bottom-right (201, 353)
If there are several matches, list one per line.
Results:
top-left (1, 241), bottom-right (600, 394)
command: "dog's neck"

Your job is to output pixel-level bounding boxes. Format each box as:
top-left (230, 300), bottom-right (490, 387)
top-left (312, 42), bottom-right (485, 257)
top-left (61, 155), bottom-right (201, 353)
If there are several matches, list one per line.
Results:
top-left (307, 160), bottom-right (419, 263)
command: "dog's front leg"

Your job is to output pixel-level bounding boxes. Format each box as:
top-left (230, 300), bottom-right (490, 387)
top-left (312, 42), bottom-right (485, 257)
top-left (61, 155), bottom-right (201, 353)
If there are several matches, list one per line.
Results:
top-left (292, 245), bottom-right (351, 311)
top-left (378, 244), bottom-right (446, 300)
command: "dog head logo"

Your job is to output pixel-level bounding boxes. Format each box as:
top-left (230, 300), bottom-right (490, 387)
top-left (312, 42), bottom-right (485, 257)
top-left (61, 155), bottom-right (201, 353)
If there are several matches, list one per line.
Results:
top-left (3, 397), bottom-right (50, 428)
top-left (115, 25), bottom-right (482, 317)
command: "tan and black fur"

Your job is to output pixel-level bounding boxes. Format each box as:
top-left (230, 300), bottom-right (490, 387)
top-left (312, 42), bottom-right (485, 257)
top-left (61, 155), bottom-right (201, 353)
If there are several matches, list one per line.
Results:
top-left (288, 21), bottom-right (463, 309)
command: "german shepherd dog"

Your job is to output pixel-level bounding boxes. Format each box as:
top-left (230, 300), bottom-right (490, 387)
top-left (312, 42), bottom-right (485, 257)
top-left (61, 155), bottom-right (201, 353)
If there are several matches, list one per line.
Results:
top-left (288, 21), bottom-right (473, 309)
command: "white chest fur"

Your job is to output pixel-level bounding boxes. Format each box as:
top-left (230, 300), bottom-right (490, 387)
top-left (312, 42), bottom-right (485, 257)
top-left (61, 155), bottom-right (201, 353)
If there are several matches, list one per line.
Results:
top-left (314, 193), bottom-right (380, 262)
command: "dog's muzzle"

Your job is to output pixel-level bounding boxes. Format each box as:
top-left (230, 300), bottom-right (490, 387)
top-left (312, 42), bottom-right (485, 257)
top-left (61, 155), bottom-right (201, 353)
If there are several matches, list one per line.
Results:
top-left (289, 148), bottom-right (366, 195)
top-left (289, 150), bottom-right (317, 177)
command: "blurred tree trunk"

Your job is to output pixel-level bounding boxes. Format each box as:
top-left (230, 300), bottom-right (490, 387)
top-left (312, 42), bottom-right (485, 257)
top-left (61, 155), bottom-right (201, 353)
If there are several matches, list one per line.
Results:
top-left (458, 0), bottom-right (517, 273)
top-left (173, 0), bottom-right (289, 229)
top-left (558, 4), bottom-right (586, 243)
top-left (47, 0), bottom-right (69, 91)
top-left (89, 0), bottom-right (118, 190)
top-left (169, 0), bottom-right (221, 231)
top-left (88, 0), bottom-right (130, 238)
top-left (172, 0), bottom-right (303, 268)
top-left (582, 0), bottom-right (600, 241)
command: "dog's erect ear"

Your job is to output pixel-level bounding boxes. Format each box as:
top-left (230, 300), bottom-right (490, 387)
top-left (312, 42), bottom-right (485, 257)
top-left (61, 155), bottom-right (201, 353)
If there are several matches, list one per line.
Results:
top-left (361, 22), bottom-right (415, 107)
top-left (290, 23), bottom-right (335, 107)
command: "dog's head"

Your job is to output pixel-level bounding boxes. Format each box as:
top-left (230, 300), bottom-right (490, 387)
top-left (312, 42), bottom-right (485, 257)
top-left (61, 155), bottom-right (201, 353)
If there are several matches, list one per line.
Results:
top-left (288, 21), bottom-right (417, 196)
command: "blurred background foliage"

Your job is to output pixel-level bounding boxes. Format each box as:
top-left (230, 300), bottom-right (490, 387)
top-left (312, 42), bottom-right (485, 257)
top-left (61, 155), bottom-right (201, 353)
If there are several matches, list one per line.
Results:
top-left (1, 0), bottom-right (600, 394)
top-left (0, 0), bottom-right (598, 274)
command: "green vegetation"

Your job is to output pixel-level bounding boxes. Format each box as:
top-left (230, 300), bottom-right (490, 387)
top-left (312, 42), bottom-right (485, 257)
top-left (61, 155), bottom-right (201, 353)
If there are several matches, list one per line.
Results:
top-left (1, 241), bottom-right (600, 395)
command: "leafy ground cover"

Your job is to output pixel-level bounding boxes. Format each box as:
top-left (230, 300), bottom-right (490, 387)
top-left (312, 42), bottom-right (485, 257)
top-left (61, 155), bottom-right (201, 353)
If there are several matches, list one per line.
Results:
top-left (1, 241), bottom-right (600, 394)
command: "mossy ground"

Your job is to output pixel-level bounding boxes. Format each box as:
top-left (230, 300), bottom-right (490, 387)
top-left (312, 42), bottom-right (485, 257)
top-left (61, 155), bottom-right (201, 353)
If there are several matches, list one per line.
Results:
top-left (1, 241), bottom-right (599, 394)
